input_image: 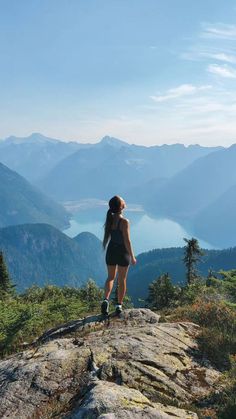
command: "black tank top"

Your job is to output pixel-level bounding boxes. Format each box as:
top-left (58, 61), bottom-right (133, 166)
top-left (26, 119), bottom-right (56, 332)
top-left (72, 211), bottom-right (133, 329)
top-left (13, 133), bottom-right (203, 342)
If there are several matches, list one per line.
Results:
top-left (110, 218), bottom-right (124, 245)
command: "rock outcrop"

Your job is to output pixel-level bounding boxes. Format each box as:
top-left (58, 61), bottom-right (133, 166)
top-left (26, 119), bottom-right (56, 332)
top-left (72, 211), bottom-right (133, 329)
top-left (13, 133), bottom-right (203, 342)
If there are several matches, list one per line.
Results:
top-left (0, 309), bottom-right (221, 418)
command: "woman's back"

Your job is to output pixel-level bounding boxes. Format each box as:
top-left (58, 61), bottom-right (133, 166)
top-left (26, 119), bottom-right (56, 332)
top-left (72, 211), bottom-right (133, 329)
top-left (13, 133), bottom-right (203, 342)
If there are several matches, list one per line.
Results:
top-left (110, 218), bottom-right (124, 245)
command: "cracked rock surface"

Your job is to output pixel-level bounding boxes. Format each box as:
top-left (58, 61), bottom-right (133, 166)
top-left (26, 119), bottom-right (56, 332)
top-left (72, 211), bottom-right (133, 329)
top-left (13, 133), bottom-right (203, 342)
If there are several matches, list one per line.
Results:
top-left (0, 309), bottom-right (220, 418)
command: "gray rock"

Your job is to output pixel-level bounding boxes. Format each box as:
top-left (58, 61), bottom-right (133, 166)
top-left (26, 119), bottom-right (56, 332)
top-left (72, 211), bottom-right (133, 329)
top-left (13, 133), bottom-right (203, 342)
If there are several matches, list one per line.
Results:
top-left (66, 381), bottom-right (198, 419)
top-left (0, 309), bottom-right (220, 418)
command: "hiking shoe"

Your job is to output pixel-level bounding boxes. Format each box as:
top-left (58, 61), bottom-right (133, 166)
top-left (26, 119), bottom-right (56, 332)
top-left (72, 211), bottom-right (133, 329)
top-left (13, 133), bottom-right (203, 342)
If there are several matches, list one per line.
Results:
top-left (101, 299), bottom-right (109, 316)
top-left (115, 305), bottom-right (122, 315)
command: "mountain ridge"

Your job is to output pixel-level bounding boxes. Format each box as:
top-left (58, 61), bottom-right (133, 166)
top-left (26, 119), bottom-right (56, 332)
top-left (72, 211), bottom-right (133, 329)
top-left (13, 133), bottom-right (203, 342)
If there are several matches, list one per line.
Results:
top-left (0, 162), bottom-right (70, 229)
top-left (0, 223), bottom-right (105, 291)
top-left (146, 145), bottom-right (236, 220)
top-left (37, 137), bottom-right (221, 201)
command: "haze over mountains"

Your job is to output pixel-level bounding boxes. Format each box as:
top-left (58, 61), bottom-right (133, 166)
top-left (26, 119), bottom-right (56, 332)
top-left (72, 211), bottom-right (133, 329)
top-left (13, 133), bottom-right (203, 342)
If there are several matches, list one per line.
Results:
top-left (0, 161), bottom-right (69, 229)
top-left (1, 132), bottom-right (236, 247)
top-left (147, 145), bottom-right (236, 219)
top-left (193, 183), bottom-right (236, 247)
top-left (146, 144), bottom-right (236, 246)
top-left (0, 132), bottom-right (220, 196)
top-left (38, 136), bottom-right (221, 201)
top-left (0, 133), bottom-right (84, 181)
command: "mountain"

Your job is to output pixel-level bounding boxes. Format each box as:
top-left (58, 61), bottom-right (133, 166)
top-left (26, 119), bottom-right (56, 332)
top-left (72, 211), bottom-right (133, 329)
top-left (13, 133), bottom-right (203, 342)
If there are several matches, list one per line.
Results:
top-left (38, 142), bottom-right (119, 200)
top-left (0, 224), bottom-right (106, 290)
top-left (193, 183), bottom-right (236, 247)
top-left (1, 218), bottom-right (236, 303)
top-left (124, 176), bottom-right (168, 204)
top-left (73, 231), bottom-right (105, 279)
top-left (0, 162), bottom-right (70, 229)
top-left (38, 139), bottom-right (220, 201)
top-left (128, 245), bottom-right (236, 304)
top-left (146, 145), bottom-right (235, 221)
top-left (98, 135), bottom-right (131, 148)
top-left (1, 132), bottom-right (61, 145)
top-left (0, 133), bottom-right (85, 182)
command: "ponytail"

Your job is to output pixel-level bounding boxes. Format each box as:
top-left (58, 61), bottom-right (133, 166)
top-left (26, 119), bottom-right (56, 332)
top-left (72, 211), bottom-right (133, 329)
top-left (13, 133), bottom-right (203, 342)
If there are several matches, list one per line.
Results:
top-left (103, 209), bottom-right (113, 249)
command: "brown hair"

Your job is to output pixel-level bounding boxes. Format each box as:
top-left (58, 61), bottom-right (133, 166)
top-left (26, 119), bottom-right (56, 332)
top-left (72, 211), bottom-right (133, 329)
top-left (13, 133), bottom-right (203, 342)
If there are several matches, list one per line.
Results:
top-left (103, 196), bottom-right (124, 249)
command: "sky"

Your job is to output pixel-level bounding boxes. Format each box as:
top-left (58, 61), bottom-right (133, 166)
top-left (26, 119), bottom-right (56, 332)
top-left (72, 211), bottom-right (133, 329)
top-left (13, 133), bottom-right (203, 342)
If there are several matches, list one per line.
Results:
top-left (1, 0), bottom-right (236, 146)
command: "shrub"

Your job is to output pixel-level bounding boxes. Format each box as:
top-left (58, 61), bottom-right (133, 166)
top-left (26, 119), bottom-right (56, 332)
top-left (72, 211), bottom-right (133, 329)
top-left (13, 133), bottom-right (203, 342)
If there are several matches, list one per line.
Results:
top-left (214, 356), bottom-right (236, 418)
top-left (0, 281), bottom-right (104, 358)
top-left (170, 299), bottom-right (236, 369)
top-left (178, 279), bottom-right (206, 305)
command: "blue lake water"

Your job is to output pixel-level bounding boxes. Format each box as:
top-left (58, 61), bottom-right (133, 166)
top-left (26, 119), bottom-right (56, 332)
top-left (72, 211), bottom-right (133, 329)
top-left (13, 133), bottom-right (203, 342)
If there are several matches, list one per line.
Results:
top-left (63, 200), bottom-right (214, 255)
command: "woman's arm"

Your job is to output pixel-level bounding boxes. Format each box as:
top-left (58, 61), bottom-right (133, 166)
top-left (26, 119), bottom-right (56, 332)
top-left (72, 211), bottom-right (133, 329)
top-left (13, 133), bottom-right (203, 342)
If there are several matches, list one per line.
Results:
top-left (122, 219), bottom-right (137, 265)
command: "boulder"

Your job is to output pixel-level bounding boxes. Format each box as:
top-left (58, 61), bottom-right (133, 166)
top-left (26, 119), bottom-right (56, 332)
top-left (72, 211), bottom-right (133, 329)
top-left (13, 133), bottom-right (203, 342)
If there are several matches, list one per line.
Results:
top-left (66, 381), bottom-right (198, 419)
top-left (0, 309), bottom-right (221, 418)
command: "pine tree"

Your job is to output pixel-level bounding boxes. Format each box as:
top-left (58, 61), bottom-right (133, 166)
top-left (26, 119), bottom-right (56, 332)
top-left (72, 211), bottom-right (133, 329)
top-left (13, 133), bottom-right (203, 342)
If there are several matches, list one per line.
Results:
top-left (206, 268), bottom-right (218, 286)
top-left (80, 279), bottom-right (103, 311)
top-left (183, 238), bottom-right (204, 285)
top-left (0, 251), bottom-right (15, 299)
top-left (146, 273), bottom-right (177, 310)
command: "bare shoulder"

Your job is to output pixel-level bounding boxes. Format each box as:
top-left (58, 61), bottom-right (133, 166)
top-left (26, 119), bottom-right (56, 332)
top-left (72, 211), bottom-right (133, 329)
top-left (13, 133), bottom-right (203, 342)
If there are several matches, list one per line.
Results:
top-left (121, 218), bottom-right (130, 228)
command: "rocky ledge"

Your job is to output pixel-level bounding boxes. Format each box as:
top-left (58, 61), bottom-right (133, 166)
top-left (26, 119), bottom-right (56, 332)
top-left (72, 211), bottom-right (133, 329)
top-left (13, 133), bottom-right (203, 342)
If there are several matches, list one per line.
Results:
top-left (0, 309), bottom-right (221, 418)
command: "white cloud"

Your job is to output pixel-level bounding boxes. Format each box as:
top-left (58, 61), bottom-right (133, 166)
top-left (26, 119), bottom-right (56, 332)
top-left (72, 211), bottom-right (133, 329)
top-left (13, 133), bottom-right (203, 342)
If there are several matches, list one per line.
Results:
top-left (141, 80), bottom-right (236, 146)
top-left (150, 84), bottom-right (212, 103)
top-left (200, 52), bottom-right (236, 63)
top-left (202, 23), bottom-right (236, 40)
top-left (181, 22), bottom-right (236, 68)
top-left (207, 64), bottom-right (236, 78)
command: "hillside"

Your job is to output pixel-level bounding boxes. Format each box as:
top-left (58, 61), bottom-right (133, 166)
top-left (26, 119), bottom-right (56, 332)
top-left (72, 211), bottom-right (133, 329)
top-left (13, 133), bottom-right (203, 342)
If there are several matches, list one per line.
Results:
top-left (146, 144), bottom-right (236, 221)
top-left (128, 246), bottom-right (236, 304)
top-left (38, 138), bottom-right (220, 201)
top-left (0, 162), bottom-right (70, 229)
top-left (38, 140), bottom-right (119, 200)
top-left (193, 183), bottom-right (236, 247)
top-left (0, 224), bottom-right (106, 290)
top-left (73, 231), bottom-right (106, 281)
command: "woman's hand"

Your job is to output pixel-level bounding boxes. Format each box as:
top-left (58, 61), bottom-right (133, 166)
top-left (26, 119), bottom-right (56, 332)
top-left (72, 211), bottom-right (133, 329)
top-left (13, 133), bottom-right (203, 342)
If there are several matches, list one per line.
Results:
top-left (131, 255), bottom-right (137, 265)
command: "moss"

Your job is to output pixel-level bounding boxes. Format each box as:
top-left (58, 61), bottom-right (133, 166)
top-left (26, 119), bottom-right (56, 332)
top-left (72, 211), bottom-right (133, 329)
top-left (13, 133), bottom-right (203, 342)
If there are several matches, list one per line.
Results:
top-left (94, 352), bottom-right (110, 364)
top-left (120, 395), bottom-right (152, 409)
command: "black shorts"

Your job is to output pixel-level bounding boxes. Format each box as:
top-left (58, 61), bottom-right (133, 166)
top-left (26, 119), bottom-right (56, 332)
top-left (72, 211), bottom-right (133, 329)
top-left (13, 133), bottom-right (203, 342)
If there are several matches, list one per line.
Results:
top-left (105, 241), bottom-right (131, 267)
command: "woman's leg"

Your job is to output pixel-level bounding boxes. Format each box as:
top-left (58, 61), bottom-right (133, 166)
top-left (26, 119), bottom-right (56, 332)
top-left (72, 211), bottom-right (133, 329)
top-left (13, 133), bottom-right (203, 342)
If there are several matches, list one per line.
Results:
top-left (104, 265), bottom-right (117, 300)
top-left (117, 265), bottom-right (129, 305)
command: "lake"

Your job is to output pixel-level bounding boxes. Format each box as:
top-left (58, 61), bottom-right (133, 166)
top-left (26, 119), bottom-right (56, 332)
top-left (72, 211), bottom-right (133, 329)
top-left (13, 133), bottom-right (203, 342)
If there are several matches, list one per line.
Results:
top-left (63, 199), bottom-right (215, 254)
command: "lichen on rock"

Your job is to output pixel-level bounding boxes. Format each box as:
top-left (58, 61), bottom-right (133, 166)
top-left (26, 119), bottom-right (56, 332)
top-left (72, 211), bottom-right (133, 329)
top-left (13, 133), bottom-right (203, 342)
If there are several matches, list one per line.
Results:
top-left (0, 309), bottom-right (221, 418)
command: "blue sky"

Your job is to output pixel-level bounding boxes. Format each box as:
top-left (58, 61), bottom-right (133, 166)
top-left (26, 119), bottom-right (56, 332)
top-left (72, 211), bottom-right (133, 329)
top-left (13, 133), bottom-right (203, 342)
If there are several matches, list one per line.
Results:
top-left (1, 0), bottom-right (236, 145)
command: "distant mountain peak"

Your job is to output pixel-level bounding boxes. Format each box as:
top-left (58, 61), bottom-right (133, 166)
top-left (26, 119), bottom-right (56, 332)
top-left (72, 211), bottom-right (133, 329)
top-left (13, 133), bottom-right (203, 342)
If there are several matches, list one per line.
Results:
top-left (99, 136), bottom-right (130, 148)
top-left (29, 133), bottom-right (57, 142)
top-left (4, 133), bottom-right (61, 145)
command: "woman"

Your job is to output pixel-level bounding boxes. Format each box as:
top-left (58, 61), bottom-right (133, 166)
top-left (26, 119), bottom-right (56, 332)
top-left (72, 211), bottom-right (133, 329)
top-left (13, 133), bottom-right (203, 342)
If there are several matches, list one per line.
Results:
top-left (101, 195), bottom-right (137, 316)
